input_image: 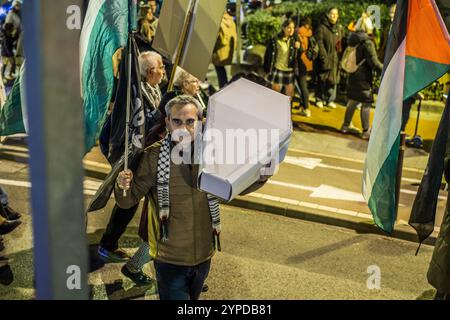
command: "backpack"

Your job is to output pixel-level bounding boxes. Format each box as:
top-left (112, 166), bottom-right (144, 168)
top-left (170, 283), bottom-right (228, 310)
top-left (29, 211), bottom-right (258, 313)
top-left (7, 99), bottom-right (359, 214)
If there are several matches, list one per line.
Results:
top-left (340, 43), bottom-right (365, 73)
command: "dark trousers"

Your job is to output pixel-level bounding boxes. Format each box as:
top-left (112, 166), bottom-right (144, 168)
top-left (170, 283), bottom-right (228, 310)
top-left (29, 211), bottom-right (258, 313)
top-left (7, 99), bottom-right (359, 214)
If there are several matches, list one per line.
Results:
top-left (214, 65), bottom-right (228, 89)
top-left (154, 259), bottom-right (211, 300)
top-left (315, 77), bottom-right (337, 104)
top-left (401, 97), bottom-right (414, 132)
top-left (99, 203), bottom-right (139, 251)
top-left (0, 186), bottom-right (8, 206)
top-left (296, 75), bottom-right (309, 109)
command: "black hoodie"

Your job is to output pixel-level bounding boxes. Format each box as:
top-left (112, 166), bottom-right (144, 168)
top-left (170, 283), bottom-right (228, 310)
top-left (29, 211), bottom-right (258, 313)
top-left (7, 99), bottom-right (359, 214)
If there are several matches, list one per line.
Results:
top-left (346, 31), bottom-right (383, 103)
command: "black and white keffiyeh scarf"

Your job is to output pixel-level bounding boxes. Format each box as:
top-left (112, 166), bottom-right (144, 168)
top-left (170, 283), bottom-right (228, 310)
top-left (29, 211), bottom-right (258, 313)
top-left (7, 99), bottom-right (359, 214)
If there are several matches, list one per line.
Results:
top-left (157, 134), bottom-right (222, 250)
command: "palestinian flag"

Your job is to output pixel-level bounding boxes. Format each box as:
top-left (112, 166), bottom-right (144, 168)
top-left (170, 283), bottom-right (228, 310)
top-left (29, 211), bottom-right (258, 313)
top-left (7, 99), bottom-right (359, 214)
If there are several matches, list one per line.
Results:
top-left (0, 65), bottom-right (27, 136)
top-left (362, 0), bottom-right (450, 234)
top-left (80, 0), bottom-right (137, 152)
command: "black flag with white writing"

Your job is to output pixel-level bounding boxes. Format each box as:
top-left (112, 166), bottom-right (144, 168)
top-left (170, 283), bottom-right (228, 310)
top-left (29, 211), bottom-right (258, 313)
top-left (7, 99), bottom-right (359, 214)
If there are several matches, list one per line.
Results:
top-left (107, 33), bottom-right (145, 165)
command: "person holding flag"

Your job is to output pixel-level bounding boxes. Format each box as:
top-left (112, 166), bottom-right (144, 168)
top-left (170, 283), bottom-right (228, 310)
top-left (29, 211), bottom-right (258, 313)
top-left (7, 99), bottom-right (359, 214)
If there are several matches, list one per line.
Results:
top-left (97, 50), bottom-right (165, 270)
top-left (114, 95), bottom-right (269, 299)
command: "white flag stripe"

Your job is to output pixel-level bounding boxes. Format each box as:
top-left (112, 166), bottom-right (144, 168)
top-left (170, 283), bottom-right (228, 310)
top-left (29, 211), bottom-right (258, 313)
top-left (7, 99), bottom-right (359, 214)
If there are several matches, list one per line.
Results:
top-left (363, 39), bottom-right (406, 200)
top-left (79, 0), bottom-right (106, 93)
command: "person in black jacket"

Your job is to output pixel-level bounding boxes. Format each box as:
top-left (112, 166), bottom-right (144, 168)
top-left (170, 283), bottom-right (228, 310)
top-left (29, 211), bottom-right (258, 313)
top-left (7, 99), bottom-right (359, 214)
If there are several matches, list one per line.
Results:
top-left (263, 19), bottom-right (300, 103)
top-left (340, 30), bottom-right (383, 140)
top-left (314, 7), bottom-right (344, 109)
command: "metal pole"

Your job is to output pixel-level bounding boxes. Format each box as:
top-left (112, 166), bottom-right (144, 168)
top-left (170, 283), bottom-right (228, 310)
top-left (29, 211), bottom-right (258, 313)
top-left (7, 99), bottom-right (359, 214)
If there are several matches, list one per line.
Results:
top-left (395, 132), bottom-right (407, 217)
top-left (167, 0), bottom-right (196, 92)
top-left (236, 0), bottom-right (242, 65)
top-left (413, 98), bottom-right (422, 137)
top-left (23, 0), bottom-right (88, 299)
top-left (123, 34), bottom-right (132, 197)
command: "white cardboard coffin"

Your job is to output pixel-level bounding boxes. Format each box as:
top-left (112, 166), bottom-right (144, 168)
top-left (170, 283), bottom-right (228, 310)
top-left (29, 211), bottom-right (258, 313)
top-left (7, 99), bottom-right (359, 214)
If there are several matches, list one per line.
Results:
top-left (198, 78), bottom-right (292, 201)
top-left (152, 0), bottom-right (227, 81)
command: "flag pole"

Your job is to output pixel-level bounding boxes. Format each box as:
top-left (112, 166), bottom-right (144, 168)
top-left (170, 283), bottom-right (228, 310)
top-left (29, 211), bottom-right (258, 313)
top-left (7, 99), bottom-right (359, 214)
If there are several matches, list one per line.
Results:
top-left (123, 33), bottom-right (132, 197)
top-left (167, 0), bottom-right (197, 92)
top-left (395, 132), bottom-right (407, 216)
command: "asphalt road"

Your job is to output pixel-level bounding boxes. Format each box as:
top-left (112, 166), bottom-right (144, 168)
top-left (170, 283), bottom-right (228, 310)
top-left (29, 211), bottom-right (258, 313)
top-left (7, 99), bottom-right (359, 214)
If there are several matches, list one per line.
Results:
top-left (0, 158), bottom-right (438, 300)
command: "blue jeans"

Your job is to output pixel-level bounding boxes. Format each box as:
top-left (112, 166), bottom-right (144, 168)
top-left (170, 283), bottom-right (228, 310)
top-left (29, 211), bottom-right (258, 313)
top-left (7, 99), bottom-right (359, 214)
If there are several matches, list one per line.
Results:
top-left (0, 187), bottom-right (8, 206)
top-left (154, 259), bottom-right (211, 300)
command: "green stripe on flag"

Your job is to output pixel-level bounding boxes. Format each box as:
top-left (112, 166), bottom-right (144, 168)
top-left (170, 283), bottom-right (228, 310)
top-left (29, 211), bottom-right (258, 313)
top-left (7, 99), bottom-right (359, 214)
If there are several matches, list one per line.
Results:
top-left (404, 56), bottom-right (450, 100)
top-left (0, 73), bottom-right (25, 136)
top-left (368, 134), bottom-right (400, 234)
top-left (81, 0), bottom-right (133, 152)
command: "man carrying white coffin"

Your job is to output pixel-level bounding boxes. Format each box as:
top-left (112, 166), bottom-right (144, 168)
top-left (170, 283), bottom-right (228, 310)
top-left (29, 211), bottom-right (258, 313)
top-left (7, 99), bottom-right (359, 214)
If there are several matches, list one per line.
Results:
top-left (115, 95), bottom-right (269, 300)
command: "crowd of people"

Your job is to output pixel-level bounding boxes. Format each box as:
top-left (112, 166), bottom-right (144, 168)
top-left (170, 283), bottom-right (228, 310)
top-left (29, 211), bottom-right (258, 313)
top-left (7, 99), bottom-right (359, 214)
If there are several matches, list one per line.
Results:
top-left (259, 4), bottom-right (394, 140)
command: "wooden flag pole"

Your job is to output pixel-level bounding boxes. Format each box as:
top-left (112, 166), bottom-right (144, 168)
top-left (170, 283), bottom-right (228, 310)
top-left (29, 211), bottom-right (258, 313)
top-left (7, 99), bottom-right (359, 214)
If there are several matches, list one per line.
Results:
top-left (167, 0), bottom-right (197, 92)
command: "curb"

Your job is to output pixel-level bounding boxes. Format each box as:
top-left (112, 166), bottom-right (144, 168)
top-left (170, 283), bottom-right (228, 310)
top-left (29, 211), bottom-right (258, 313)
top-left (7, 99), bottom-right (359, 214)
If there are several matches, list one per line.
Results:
top-left (0, 148), bottom-right (437, 247)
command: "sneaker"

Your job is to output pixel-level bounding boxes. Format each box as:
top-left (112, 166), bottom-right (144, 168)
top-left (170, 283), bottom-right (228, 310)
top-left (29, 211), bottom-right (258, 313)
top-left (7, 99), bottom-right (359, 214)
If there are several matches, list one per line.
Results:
top-left (315, 101), bottom-right (324, 109)
top-left (97, 246), bottom-right (130, 263)
top-left (1, 205), bottom-right (21, 221)
top-left (121, 264), bottom-right (153, 286)
top-left (341, 124), bottom-right (361, 134)
top-left (361, 130), bottom-right (371, 140)
top-left (0, 258), bottom-right (13, 286)
top-left (0, 219), bottom-right (21, 235)
top-left (327, 102), bottom-right (337, 109)
top-left (202, 284), bottom-right (209, 292)
top-left (299, 108), bottom-right (311, 117)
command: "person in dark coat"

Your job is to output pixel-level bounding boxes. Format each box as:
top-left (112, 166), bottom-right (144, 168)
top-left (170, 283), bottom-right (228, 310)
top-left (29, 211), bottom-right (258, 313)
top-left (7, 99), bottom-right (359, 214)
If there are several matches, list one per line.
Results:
top-left (97, 51), bottom-right (165, 275)
top-left (428, 126), bottom-right (450, 300)
top-left (340, 30), bottom-right (383, 140)
top-left (314, 7), bottom-right (344, 109)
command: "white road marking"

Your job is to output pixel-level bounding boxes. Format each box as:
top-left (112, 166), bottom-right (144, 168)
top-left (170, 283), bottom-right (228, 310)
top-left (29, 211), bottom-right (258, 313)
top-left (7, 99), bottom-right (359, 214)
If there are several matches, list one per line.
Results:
top-left (267, 180), bottom-right (316, 192)
top-left (283, 156), bottom-right (322, 169)
top-left (248, 192), bottom-right (371, 219)
top-left (267, 179), bottom-right (444, 202)
top-left (0, 178), bottom-right (102, 196)
top-left (309, 184), bottom-right (366, 202)
top-left (267, 180), bottom-right (366, 203)
top-left (0, 178), bottom-right (30, 188)
top-left (284, 155), bottom-right (422, 184)
top-left (288, 148), bottom-right (425, 174)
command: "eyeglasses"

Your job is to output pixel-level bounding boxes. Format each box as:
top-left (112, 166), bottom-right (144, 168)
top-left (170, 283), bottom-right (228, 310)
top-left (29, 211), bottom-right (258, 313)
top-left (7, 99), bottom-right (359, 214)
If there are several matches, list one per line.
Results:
top-left (150, 65), bottom-right (165, 72)
top-left (171, 118), bottom-right (197, 127)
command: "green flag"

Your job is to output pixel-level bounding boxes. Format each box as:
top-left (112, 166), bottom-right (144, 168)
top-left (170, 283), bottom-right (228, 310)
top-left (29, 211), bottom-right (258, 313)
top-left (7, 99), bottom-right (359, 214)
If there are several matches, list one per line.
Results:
top-left (0, 65), bottom-right (26, 136)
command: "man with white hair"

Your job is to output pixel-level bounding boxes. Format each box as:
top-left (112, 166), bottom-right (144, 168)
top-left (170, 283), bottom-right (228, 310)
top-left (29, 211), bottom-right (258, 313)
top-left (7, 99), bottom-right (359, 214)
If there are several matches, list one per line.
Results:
top-left (97, 51), bottom-right (166, 274)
